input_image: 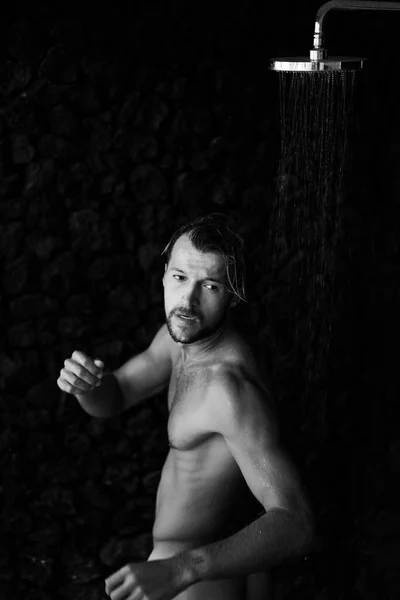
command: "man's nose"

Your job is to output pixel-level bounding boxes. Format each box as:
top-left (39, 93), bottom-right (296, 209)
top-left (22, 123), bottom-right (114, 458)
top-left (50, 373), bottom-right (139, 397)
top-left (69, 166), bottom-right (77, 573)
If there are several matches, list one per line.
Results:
top-left (181, 283), bottom-right (200, 307)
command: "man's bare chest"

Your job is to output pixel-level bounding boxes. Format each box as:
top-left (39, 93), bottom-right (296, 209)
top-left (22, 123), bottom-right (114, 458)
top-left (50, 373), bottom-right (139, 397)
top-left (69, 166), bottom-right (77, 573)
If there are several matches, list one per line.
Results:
top-left (167, 361), bottom-right (215, 451)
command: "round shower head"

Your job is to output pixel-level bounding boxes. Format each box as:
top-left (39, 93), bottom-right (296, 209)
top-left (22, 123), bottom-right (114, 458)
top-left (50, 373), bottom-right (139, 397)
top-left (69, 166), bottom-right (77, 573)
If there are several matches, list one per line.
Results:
top-left (268, 56), bottom-right (366, 72)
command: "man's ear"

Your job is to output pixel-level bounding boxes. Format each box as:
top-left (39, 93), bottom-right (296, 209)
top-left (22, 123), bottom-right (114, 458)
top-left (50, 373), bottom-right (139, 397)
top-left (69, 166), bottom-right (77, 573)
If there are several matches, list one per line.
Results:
top-left (162, 263), bottom-right (167, 286)
top-left (230, 295), bottom-right (240, 308)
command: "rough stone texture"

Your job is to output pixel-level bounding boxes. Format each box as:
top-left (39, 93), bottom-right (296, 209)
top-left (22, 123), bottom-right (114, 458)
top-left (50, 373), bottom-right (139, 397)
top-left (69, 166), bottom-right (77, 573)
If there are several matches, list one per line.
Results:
top-left (0, 2), bottom-right (399, 599)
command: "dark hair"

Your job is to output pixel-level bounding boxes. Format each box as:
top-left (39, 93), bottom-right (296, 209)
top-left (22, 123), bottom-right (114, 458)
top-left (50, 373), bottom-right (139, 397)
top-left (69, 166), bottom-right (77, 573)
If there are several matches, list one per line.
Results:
top-left (162, 213), bottom-right (246, 303)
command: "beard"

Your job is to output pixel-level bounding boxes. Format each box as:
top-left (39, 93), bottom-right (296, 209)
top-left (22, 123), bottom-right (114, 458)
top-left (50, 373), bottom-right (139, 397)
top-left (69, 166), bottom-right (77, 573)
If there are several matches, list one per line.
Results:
top-left (166, 307), bottom-right (227, 344)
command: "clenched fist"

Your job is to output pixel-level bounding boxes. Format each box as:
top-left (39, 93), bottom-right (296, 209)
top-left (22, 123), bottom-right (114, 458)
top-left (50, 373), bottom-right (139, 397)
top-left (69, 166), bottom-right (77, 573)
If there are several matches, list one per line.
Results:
top-left (57, 351), bottom-right (104, 396)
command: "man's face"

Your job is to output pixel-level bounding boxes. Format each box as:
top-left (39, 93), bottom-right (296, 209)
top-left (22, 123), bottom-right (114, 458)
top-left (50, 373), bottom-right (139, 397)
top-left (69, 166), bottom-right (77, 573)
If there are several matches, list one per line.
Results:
top-left (163, 235), bottom-right (232, 344)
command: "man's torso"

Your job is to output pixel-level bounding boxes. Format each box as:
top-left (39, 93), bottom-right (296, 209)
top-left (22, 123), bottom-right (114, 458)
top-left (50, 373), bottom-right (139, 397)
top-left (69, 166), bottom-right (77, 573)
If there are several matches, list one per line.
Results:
top-left (148, 330), bottom-right (272, 598)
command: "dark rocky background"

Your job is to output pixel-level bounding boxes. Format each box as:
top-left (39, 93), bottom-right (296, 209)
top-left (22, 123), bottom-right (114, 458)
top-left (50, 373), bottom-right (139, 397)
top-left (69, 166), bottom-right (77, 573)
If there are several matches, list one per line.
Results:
top-left (1, 1), bottom-right (399, 598)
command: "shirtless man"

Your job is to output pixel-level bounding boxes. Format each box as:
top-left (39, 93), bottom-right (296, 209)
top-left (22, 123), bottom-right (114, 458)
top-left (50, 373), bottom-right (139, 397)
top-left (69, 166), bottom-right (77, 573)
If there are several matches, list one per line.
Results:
top-left (57, 214), bottom-right (314, 600)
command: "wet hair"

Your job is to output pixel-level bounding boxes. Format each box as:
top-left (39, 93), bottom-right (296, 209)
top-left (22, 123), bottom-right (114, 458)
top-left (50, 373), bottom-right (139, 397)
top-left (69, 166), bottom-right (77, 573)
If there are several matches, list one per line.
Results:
top-left (162, 213), bottom-right (247, 303)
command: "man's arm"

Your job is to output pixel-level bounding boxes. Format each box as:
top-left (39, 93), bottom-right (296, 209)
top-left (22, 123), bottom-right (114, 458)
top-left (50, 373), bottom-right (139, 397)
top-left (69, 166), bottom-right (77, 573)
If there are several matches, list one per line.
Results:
top-left (177, 373), bottom-right (315, 582)
top-left (58, 324), bottom-right (174, 418)
top-left (113, 323), bottom-right (174, 411)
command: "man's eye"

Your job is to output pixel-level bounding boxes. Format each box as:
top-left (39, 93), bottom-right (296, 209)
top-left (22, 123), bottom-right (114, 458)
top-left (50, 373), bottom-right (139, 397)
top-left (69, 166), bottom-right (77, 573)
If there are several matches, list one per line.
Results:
top-left (204, 284), bottom-right (218, 291)
top-left (173, 275), bottom-right (185, 281)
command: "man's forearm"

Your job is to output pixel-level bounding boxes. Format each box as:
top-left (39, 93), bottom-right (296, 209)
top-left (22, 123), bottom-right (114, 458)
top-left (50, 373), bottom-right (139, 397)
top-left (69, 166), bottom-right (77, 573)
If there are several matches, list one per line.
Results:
top-left (76, 373), bottom-right (123, 418)
top-left (178, 509), bottom-right (313, 584)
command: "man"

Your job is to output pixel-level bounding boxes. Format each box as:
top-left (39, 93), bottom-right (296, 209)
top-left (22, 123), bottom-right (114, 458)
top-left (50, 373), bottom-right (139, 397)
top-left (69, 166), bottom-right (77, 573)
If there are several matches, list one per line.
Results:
top-left (57, 213), bottom-right (314, 600)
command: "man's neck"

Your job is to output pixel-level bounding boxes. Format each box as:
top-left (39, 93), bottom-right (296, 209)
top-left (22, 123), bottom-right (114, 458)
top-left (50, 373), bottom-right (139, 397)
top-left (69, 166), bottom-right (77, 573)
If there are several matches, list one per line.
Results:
top-left (178, 326), bottom-right (228, 364)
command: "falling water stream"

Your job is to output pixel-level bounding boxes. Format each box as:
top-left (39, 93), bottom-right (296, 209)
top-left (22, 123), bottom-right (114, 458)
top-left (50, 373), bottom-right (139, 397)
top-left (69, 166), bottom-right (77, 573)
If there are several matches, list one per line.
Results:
top-left (268, 70), bottom-right (357, 434)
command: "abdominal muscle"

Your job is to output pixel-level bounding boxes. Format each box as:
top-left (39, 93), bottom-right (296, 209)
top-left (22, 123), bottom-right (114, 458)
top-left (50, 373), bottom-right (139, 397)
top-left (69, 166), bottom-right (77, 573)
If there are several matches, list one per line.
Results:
top-left (152, 440), bottom-right (247, 539)
top-left (147, 446), bottom-right (248, 599)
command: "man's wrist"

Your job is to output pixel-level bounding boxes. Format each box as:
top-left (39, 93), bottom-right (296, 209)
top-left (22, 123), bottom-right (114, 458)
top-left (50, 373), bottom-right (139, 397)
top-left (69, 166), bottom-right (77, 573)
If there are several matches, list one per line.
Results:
top-left (173, 548), bottom-right (210, 586)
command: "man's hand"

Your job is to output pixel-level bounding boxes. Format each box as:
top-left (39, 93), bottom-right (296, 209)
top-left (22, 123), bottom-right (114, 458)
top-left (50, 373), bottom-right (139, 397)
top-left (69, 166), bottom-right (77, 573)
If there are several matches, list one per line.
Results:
top-left (105, 558), bottom-right (192, 600)
top-left (57, 350), bottom-right (104, 396)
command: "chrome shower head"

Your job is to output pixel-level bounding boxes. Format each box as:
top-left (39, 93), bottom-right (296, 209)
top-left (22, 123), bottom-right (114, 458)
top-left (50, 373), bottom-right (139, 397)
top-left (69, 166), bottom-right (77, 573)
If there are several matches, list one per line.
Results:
top-left (268, 56), bottom-right (365, 72)
top-left (269, 0), bottom-right (400, 73)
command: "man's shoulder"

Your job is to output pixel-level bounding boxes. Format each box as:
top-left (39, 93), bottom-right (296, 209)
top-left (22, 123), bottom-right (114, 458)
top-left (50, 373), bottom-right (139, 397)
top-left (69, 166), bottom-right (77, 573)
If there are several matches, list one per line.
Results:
top-left (204, 353), bottom-right (277, 427)
top-left (205, 361), bottom-right (263, 411)
top-left (205, 329), bottom-right (267, 400)
top-left (206, 361), bottom-right (243, 389)
top-left (204, 364), bottom-right (277, 439)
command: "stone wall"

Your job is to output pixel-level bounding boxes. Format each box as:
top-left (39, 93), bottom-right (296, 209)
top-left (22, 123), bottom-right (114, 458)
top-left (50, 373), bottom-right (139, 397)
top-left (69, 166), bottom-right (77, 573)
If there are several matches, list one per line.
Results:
top-left (1, 2), bottom-right (399, 599)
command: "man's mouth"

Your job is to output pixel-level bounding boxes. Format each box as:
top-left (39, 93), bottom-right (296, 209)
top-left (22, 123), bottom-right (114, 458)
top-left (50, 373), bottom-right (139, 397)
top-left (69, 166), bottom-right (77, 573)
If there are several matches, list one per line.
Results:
top-left (176, 313), bottom-right (198, 321)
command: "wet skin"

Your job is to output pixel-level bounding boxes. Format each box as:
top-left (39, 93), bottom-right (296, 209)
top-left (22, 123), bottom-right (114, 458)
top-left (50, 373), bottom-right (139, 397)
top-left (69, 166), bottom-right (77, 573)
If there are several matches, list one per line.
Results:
top-left (148, 334), bottom-right (272, 600)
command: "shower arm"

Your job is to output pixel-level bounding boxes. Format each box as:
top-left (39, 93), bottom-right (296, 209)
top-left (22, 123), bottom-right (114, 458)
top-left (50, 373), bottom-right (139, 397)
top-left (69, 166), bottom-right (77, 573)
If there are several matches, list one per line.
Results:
top-left (312, 0), bottom-right (400, 59)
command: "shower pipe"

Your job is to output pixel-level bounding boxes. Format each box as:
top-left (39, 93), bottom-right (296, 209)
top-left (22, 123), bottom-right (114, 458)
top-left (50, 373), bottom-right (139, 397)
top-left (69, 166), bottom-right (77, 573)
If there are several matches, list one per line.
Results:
top-left (269, 0), bottom-right (400, 71)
